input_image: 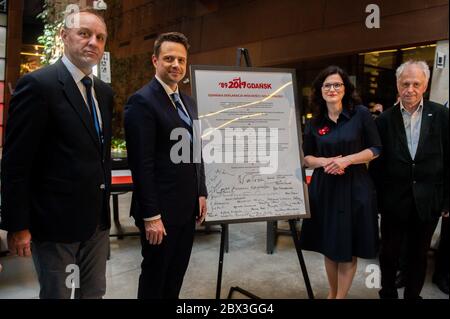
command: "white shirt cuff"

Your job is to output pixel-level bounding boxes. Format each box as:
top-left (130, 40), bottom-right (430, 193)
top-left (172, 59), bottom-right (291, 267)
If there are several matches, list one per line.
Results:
top-left (143, 214), bottom-right (161, 221)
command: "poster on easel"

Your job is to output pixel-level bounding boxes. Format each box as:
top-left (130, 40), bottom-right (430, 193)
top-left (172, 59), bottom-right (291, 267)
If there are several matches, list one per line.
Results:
top-left (191, 65), bottom-right (310, 224)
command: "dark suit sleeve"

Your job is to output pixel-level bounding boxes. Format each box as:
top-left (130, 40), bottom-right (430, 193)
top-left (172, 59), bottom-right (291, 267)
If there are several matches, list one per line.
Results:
top-left (124, 93), bottom-right (160, 219)
top-left (0, 74), bottom-right (48, 232)
top-left (441, 106), bottom-right (449, 212)
top-left (361, 106), bottom-right (382, 156)
top-left (368, 115), bottom-right (386, 209)
top-left (197, 119), bottom-right (207, 198)
top-left (188, 95), bottom-right (208, 198)
top-left (198, 159), bottom-right (208, 198)
top-left (302, 121), bottom-right (316, 157)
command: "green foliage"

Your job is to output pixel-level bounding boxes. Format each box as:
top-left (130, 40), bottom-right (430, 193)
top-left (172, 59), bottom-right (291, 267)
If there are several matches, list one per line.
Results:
top-left (111, 137), bottom-right (127, 157)
top-left (111, 137), bottom-right (126, 152)
top-left (37, 1), bottom-right (64, 65)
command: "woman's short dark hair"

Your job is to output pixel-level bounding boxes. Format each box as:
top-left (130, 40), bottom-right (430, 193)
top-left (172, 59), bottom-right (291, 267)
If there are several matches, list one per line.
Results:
top-left (310, 65), bottom-right (361, 125)
top-left (153, 32), bottom-right (190, 57)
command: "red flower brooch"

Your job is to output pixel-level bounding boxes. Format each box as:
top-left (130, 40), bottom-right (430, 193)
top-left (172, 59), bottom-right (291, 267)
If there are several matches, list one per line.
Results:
top-left (318, 126), bottom-right (330, 136)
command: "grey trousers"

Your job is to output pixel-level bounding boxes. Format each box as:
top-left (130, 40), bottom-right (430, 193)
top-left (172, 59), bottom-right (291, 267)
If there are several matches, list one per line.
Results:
top-left (31, 228), bottom-right (109, 299)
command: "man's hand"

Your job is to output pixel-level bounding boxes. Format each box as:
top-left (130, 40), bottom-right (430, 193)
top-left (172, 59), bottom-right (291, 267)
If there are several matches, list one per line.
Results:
top-left (7, 230), bottom-right (32, 257)
top-left (442, 211), bottom-right (449, 218)
top-left (197, 196), bottom-right (207, 225)
top-left (144, 218), bottom-right (167, 245)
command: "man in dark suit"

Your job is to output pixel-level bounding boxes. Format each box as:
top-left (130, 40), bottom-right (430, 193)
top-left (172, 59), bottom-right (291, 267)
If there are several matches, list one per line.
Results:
top-left (124, 32), bottom-right (207, 299)
top-left (370, 60), bottom-right (449, 299)
top-left (0, 9), bottom-right (113, 299)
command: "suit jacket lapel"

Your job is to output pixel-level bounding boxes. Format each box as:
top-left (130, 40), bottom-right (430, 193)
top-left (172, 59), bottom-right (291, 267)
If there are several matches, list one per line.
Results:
top-left (392, 105), bottom-right (412, 161)
top-left (180, 94), bottom-right (200, 139)
top-left (415, 102), bottom-right (434, 160)
top-left (180, 96), bottom-right (201, 169)
top-left (57, 60), bottom-right (101, 152)
top-left (151, 78), bottom-right (185, 129)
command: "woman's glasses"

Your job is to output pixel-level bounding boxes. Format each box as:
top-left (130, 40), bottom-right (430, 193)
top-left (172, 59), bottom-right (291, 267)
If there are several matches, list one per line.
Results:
top-left (322, 83), bottom-right (344, 91)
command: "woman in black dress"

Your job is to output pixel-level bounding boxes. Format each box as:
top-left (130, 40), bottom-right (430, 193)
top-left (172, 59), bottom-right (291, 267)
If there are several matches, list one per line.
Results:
top-left (299, 66), bottom-right (382, 299)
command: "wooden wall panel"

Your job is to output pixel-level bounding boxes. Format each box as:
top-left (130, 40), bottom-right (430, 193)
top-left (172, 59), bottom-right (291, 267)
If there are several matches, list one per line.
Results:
top-left (108, 0), bottom-right (448, 62)
top-left (4, 0), bottom-right (24, 119)
top-left (104, 0), bottom-right (448, 117)
top-left (260, 5), bottom-right (448, 66)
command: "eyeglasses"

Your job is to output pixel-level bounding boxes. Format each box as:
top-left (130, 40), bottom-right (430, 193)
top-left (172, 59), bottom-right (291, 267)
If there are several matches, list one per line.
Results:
top-left (322, 83), bottom-right (344, 91)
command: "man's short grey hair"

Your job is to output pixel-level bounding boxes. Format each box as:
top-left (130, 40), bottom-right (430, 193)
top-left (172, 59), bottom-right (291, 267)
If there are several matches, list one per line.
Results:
top-left (396, 60), bottom-right (430, 82)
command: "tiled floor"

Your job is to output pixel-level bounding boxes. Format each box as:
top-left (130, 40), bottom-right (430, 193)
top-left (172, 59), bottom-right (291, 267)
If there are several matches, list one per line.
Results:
top-left (0, 193), bottom-right (447, 299)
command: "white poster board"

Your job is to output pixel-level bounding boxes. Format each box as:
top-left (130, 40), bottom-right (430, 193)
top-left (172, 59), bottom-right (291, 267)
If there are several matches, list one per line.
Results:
top-left (191, 66), bottom-right (310, 224)
top-left (92, 52), bottom-right (111, 83)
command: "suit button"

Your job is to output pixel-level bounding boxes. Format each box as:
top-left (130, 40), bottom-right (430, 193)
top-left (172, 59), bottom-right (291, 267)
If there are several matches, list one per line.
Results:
top-left (413, 181), bottom-right (417, 184)
top-left (412, 163), bottom-right (415, 167)
top-left (100, 184), bottom-right (105, 189)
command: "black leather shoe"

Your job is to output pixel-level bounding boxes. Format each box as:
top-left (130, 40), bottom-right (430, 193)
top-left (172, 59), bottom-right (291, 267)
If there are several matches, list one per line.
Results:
top-left (432, 274), bottom-right (450, 295)
top-left (395, 271), bottom-right (406, 289)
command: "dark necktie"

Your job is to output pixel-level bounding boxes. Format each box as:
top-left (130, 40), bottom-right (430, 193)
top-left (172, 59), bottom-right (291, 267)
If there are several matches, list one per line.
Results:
top-left (81, 76), bottom-right (102, 143)
top-left (170, 93), bottom-right (193, 138)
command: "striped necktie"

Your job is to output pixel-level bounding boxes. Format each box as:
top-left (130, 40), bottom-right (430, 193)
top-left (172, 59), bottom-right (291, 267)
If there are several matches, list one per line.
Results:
top-left (171, 93), bottom-right (193, 138)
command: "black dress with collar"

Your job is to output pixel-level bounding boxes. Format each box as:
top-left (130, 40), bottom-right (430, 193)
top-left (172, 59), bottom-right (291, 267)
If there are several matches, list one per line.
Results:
top-left (299, 105), bottom-right (382, 262)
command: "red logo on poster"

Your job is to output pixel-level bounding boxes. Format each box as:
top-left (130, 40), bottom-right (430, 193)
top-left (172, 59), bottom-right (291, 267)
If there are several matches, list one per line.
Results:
top-left (218, 77), bottom-right (272, 89)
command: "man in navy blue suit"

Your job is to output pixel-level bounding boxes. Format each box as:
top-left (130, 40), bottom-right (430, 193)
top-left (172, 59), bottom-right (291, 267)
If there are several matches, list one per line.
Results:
top-left (124, 32), bottom-right (208, 299)
top-left (1, 8), bottom-right (113, 299)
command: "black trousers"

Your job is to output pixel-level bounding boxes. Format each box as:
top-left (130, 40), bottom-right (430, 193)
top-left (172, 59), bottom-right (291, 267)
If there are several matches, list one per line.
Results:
top-left (32, 227), bottom-right (110, 299)
top-left (379, 206), bottom-right (438, 299)
top-left (434, 217), bottom-right (449, 278)
top-left (137, 218), bottom-right (196, 299)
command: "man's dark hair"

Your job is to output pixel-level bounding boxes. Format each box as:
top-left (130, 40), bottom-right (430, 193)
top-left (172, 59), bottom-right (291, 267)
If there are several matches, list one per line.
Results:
top-left (310, 65), bottom-right (361, 125)
top-left (153, 32), bottom-right (190, 57)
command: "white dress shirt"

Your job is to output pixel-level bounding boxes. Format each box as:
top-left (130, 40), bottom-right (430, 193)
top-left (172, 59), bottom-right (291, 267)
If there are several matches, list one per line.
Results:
top-left (399, 98), bottom-right (423, 159)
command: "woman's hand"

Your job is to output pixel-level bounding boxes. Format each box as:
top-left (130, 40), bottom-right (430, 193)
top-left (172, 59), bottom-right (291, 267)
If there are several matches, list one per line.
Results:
top-left (324, 156), bottom-right (351, 175)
